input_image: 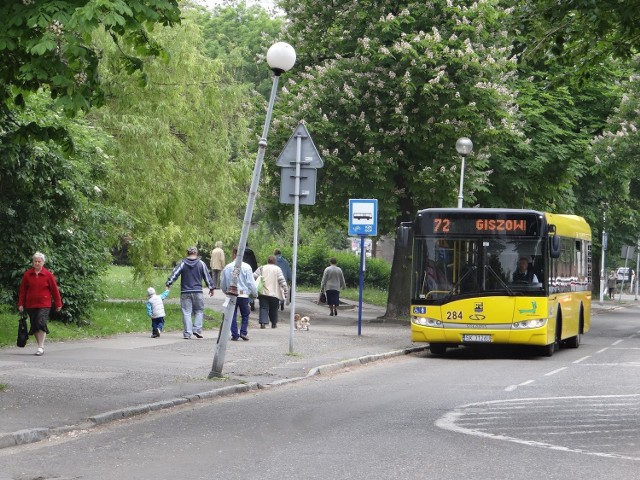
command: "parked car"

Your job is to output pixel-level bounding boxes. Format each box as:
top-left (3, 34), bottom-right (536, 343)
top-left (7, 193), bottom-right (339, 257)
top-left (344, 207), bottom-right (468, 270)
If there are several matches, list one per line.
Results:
top-left (616, 267), bottom-right (634, 282)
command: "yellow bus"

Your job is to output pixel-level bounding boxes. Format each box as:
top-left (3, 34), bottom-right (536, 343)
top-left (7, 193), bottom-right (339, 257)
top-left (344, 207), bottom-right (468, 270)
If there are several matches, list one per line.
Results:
top-left (401, 208), bottom-right (592, 356)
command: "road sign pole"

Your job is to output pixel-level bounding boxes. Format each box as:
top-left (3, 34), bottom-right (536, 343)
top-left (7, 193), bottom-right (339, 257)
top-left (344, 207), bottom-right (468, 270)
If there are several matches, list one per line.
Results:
top-left (358, 235), bottom-right (365, 336)
top-left (288, 134), bottom-right (303, 354)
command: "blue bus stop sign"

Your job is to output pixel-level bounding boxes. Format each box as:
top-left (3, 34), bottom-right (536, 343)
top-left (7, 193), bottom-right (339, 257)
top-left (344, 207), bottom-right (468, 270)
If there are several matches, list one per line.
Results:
top-left (349, 199), bottom-right (378, 236)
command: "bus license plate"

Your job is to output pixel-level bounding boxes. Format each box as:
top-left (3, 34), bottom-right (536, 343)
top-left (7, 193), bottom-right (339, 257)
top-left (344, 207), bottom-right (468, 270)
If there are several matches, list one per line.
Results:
top-left (462, 334), bottom-right (492, 343)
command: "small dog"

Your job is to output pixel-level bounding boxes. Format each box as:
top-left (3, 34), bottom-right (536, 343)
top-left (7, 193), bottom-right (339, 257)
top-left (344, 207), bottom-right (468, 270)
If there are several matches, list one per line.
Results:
top-left (295, 314), bottom-right (311, 331)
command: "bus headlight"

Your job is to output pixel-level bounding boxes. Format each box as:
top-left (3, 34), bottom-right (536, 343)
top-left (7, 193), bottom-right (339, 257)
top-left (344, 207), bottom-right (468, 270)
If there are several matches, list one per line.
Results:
top-left (512, 319), bottom-right (547, 329)
top-left (412, 317), bottom-right (443, 327)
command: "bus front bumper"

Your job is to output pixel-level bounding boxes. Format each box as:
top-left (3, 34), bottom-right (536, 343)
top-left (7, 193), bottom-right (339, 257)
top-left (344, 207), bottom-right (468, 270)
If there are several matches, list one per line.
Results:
top-left (411, 324), bottom-right (550, 347)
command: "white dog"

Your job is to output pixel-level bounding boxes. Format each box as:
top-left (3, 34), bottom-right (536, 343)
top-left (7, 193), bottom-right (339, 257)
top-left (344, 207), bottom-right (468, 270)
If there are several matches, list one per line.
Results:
top-left (295, 314), bottom-right (311, 331)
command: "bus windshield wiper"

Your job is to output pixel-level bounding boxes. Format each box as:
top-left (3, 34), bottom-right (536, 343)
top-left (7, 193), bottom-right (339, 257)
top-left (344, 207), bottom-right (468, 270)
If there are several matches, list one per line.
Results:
top-left (443, 266), bottom-right (477, 300)
top-left (485, 265), bottom-right (515, 295)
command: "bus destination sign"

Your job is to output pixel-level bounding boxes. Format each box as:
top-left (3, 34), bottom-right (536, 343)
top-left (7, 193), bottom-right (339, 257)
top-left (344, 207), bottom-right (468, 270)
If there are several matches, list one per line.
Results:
top-left (429, 215), bottom-right (538, 236)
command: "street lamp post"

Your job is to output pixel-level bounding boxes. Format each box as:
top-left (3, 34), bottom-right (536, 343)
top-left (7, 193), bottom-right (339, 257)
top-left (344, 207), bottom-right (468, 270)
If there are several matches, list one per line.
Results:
top-left (455, 137), bottom-right (473, 208)
top-left (209, 42), bottom-right (296, 378)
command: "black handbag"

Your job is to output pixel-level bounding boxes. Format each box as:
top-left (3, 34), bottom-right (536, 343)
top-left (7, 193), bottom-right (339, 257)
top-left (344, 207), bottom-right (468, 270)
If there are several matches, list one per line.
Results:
top-left (319, 291), bottom-right (327, 304)
top-left (17, 314), bottom-right (29, 348)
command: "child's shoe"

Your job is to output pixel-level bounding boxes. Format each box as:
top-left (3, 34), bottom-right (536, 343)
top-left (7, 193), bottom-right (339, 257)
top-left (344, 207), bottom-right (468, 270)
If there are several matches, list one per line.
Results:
top-left (152, 328), bottom-right (160, 338)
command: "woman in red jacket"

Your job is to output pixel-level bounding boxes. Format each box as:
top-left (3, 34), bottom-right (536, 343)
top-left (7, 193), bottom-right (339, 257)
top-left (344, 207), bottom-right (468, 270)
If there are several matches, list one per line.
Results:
top-left (18, 252), bottom-right (63, 356)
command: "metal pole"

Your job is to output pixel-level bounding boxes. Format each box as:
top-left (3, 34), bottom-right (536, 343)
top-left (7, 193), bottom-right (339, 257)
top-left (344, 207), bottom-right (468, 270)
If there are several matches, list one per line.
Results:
top-left (634, 238), bottom-right (640, 300)
top-left (457, 154), bottom-right (466, 208)
top-left (358, 235), bottom-right (365, 336)
top-left (288, 134), bottom-right (303, 353)
top-left (599, 226), bottom-right (606, 304)
top-left (209, 73), bottom-right (281, 378)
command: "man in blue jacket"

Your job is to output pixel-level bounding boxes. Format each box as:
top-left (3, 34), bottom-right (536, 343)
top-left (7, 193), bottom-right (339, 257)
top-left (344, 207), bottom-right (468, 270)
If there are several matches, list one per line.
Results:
top-left (166, 246), bottom-right (214, 339)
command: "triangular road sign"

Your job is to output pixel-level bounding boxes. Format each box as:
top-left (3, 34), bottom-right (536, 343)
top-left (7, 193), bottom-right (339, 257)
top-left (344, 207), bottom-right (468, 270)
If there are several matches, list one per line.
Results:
top-left (276, 123), bottom-right (324, 168)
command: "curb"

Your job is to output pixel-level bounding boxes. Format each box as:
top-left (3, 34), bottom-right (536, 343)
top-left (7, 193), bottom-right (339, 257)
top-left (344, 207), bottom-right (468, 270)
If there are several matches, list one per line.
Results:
top-left (0, 346), bottom-right (425, 450)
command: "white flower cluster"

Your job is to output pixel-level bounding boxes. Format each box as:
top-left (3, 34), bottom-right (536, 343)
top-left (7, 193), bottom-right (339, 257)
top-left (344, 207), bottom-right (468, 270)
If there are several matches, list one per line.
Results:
top-left (49, 20), bottom-right (64, 36)
top-left (74, 72), bottom-right (88, 85)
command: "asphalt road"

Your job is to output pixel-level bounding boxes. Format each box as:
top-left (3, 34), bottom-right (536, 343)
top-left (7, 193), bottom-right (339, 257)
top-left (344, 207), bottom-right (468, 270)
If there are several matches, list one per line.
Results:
top-left (1, 304), bottom-right (638, 479)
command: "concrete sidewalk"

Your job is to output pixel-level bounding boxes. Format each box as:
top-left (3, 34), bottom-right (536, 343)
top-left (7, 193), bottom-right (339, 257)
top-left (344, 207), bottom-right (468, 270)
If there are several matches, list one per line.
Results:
top-left (0, 292), bottom-right (421, 449)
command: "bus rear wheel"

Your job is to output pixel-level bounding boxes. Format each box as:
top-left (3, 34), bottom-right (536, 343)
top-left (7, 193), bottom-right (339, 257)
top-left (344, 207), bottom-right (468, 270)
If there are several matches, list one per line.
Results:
top-left (429, 344), bottom-right (447, 355)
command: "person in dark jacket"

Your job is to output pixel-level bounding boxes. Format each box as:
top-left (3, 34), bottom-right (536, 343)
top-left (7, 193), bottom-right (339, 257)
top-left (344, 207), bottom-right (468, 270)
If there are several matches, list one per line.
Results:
top-left (513, 256), bottom-right (539, 283)
top-left (243, 244), bottom-right (258, 311)
top-left (166, 246), bottom-right (214, 339)
top-left (274, 249), bottom-right (291, 311)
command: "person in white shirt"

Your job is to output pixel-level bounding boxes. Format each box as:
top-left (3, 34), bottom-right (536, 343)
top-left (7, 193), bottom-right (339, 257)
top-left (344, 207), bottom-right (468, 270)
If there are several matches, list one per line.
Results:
top-left (221, 248), bottom-right (258, 341)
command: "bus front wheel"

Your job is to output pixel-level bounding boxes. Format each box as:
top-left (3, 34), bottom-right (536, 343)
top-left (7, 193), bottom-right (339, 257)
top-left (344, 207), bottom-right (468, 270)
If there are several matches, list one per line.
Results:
top-left (541, 313), bottom-right (561, 357)
top-left (565, 332), bottom-right (581, 348)
top-left (541, 341), bottom-right (555, 357)
top-left (429, 344), bottom-right (447, 355)
top-left (564, 306), bottom-right (583, 349)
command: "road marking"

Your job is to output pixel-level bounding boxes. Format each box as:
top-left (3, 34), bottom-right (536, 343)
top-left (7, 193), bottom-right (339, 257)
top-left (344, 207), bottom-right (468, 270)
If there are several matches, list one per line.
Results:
top-left (612, 340), bottom-right (624, 346)
top-left (505, 379), bottom-right (535, 391)
top-left (596, 347), bottom-right (609, 354)
top-left (575, 363), bottom-right (640, 367)
top-left (573, 356), bottom-right (590, 364)
top-left (544, 367), bottom-right (567, 376)
top-left (436, 394), bottom-right (640, 461)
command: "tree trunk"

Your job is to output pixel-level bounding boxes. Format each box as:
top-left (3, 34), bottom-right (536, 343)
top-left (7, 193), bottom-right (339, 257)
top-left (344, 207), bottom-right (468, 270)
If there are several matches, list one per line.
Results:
top-left (380, 228), bottom-right (411, 322)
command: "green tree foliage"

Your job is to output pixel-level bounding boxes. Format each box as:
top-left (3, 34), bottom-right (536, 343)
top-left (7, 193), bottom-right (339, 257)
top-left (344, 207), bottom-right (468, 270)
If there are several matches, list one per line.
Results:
top-left (579, 64), bottom-right (640, 252)
top-left (88, 9), bottom-right (257, 276)
top-left (517, 0), bottom-right (640, 74)
top-left (485, 58), bottom-right (626, 213)
top-left (272, 1), bottom-right (526, 234)
top-left (0, 0), bottom-right (182, 320)
top-left (0, 0), bottom-right (181, 116)
top-left (0, 93), bottom-right (119, 321)
top-left (197, 1), bottom-right (284, 96)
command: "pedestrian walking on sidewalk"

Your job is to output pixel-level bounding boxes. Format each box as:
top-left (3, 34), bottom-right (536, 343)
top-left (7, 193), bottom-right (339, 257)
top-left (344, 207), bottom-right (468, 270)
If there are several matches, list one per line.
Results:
top-left (221, 248), bottom-right (258, 341)
top-left (274, 248), bottom-right (291, 311)
top-left (320, 257), bottom-right (346, 317)
top-left (146, 287), bottom-right (169, 338)
top-left (607, 270), bottom-right (617, 300)
top-left (17, 251), bottom-right (63, 356)
top-left (254, 255), bottom-right (289, 329)
top-left (243, 244), bottom-right (258, 311)
top-left (166, 246), bottom-right (214, 339)
top-left (210, 241), bottom-right (225, 289)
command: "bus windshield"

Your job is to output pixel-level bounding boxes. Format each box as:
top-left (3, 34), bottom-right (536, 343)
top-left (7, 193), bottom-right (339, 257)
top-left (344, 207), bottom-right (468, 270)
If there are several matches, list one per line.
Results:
top-left (413, 236), bottom-right (546, 303)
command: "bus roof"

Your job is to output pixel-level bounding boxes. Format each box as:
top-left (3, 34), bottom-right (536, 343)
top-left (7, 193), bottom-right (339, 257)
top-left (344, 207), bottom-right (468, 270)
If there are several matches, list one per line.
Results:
top-left (545, 212), bottom-right (591, 240)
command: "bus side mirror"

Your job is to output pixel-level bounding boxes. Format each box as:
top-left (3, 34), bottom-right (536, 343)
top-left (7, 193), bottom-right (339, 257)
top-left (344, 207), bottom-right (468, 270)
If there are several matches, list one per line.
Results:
top-left (397, 223), bottom-right (412, 250)
top-left (550, 235), bottom-right (561, 258)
